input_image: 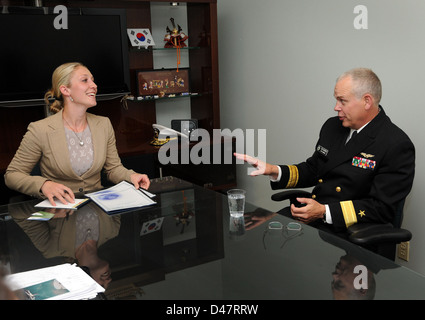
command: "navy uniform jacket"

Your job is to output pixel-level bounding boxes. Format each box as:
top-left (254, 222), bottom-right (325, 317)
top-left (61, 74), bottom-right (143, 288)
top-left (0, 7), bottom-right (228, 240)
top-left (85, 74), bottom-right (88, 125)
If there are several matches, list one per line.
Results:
top-left (271, 107), bottom-right (415, 232)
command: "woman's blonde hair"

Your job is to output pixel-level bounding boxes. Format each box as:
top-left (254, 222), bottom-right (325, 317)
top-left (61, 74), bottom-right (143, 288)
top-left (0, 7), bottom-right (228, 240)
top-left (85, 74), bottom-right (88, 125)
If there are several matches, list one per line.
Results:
top-left (44, 62), bottom-right (85, 114)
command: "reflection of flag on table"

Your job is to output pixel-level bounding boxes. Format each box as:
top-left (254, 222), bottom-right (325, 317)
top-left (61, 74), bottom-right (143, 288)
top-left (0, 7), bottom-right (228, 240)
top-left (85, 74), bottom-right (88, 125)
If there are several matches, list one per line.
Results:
top-left (127, 28), bottom-right (155, 48)
top-left (140, 217), bottom-right (164, 235)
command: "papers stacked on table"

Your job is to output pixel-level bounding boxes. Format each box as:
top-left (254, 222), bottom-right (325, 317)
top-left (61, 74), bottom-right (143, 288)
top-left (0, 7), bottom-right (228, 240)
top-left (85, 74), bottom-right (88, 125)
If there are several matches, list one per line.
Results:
top-left (85, 181), bottom-right (156, 214)
top-left (5, 263), bottom-right (104, 300)
top-left (35, 198), bottom-right (89, 210)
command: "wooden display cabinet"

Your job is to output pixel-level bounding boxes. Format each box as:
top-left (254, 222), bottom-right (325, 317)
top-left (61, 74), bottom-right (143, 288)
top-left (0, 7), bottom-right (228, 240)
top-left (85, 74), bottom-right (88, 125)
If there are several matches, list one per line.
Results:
top-left (0, 0), bottom-right (235, 204)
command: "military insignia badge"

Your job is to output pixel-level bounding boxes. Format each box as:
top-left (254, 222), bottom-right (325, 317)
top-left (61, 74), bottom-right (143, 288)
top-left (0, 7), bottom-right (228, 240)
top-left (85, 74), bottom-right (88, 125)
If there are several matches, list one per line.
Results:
top-left (360, 152), bottom-right (375, 158)
top-left (352, 156), bottom-right (376, 170)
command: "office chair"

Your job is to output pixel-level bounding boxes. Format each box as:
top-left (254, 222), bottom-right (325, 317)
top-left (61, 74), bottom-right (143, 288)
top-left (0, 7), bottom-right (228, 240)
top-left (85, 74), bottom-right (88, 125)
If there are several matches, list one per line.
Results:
top-left (271, 190), bottom-right (412, 261)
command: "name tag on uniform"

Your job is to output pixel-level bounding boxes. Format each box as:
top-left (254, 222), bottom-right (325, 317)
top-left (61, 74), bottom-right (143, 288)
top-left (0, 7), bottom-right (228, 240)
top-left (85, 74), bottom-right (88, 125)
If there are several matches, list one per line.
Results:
top-left (352, 156), bottom-right (376, 170)
top-left (317, 145), bottom-right (329, 157)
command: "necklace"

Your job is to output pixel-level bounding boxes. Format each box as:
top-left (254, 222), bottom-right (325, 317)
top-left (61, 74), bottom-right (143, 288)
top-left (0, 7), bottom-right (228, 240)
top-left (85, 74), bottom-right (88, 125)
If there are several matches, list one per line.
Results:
top-left (63, 117), bottom-right (86, 146)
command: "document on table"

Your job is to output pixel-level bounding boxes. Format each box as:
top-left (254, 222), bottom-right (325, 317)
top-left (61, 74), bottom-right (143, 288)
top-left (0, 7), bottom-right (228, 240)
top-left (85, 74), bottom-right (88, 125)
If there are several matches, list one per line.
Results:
top-left (85, 181), bottom-right (156, 214)
top-left (5, 263), bottom-right (105, 300)
top-left (35, 198), bottom-right (90, 210)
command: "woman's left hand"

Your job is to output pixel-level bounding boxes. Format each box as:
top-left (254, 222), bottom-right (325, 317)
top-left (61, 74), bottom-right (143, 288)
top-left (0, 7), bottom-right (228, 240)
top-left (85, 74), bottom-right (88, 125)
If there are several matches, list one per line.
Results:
top-left (130, 173), bottom-right (151, 190)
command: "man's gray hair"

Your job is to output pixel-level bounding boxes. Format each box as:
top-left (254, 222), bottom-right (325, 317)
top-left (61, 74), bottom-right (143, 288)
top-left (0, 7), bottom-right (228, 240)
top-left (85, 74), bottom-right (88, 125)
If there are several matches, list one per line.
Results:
top-left (337, 68), bottom-right (382, 104)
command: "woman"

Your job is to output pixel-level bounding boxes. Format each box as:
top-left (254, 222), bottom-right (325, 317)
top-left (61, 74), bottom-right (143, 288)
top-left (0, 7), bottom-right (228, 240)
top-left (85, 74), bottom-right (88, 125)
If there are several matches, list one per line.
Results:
top-left (5, 62), bottom-right (150, 206)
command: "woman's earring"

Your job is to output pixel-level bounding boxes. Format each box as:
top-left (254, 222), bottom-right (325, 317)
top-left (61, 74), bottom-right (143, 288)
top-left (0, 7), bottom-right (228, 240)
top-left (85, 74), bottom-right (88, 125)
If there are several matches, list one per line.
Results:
top-left (70, 96), bottom-right (74, 102)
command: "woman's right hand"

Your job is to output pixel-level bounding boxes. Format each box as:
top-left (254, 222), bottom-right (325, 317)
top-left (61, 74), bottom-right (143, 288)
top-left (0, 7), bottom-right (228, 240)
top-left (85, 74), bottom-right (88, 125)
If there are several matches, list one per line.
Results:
top-left (40, 180), bottom-right (75, 206)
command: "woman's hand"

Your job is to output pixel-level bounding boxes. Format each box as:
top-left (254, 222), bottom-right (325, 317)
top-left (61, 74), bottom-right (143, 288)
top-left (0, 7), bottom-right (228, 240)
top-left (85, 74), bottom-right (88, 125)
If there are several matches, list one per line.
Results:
top-left (40, 180), bottom-right (75, 206)
top-left (130, 173), bottom-right (151, 190)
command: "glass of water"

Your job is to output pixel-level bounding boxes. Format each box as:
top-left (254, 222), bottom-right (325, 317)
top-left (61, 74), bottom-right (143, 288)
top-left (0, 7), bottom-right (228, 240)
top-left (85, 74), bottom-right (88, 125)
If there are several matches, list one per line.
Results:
top-left (229, 215), bottom-right (245, 239)
top-left (227, 189), bottom-right (246, 217)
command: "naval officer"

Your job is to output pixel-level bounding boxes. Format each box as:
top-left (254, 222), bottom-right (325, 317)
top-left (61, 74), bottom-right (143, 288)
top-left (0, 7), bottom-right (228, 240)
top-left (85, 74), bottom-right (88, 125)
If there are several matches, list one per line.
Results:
top-left (235, 68), bottom-right (415, 234)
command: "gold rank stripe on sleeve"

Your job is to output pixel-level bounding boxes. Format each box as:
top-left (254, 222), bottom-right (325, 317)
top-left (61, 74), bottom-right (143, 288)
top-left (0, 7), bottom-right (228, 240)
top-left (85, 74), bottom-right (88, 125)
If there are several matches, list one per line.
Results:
top-left (340, 200), bottom-right (358, 228)
top-left (285, 165), bottom-right (299, 188)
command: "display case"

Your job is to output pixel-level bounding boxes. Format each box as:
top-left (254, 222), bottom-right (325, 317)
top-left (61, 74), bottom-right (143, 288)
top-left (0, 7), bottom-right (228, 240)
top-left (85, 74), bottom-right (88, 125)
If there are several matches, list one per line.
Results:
top-left (0, 0), bottom-right (234, 204)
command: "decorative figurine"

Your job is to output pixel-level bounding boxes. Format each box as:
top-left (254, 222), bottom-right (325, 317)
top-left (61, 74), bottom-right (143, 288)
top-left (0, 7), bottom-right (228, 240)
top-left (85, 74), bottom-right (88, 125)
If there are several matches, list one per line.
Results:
top-left (173, 191), bottom-right (194, 234)
top-left (164, 17), bottom-right (188, 48)
top-left (164, 17), bottom-right (188, 71)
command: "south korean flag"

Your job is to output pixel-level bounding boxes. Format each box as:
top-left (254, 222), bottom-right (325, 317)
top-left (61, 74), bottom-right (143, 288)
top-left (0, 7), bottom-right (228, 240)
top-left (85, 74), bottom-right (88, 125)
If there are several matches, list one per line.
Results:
top-left (127, 28), bottom-right (155, 48)
top-left (140, 217), bottom-right (164, 236)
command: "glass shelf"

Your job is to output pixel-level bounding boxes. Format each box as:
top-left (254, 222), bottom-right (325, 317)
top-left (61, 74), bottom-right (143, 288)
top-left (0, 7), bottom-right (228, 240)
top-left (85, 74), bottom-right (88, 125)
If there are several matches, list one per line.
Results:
top-left (129, 46), bottom-right (201, 52)
top-left (131, 92), bottom-right (201, 102)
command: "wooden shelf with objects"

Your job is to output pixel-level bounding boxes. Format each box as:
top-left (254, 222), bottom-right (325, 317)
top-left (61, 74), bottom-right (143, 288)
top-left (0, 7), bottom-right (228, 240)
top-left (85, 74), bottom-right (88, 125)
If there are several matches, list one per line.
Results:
top-left (0, 0), bottom-right (235, 204)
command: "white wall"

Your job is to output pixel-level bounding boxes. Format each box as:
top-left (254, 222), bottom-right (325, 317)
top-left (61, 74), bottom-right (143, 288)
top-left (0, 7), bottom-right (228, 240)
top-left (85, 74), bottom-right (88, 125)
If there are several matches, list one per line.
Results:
top-left (217, 0), bottom-right (425, 273)
top-left (151, 2), bottom-right (191, 127)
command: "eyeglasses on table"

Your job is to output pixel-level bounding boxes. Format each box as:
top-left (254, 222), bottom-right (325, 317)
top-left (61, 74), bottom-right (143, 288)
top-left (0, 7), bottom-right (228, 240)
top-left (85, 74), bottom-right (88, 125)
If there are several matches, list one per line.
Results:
top-left (263, 221), bottom-right (303, 250)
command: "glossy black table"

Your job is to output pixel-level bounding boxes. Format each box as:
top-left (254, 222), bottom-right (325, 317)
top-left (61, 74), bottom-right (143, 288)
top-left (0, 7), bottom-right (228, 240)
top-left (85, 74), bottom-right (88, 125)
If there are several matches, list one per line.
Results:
top-left (1, 176), bottom-right (425, 301)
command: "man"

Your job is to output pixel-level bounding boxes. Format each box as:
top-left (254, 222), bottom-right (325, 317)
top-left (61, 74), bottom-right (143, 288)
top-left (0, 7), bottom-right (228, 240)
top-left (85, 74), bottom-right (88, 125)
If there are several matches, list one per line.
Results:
top-left (235, 68), bottom-right (415, 234)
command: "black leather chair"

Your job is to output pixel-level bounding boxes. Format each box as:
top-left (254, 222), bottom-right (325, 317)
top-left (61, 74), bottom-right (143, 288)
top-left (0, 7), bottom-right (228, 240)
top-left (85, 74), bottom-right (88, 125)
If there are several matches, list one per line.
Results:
top-left (271, 190), bottom-right (412, 261)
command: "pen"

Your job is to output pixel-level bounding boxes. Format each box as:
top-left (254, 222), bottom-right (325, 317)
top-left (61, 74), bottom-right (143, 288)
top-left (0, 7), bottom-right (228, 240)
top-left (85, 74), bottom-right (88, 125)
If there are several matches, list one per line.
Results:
top-left (138, 187), bottom-right (156, 198)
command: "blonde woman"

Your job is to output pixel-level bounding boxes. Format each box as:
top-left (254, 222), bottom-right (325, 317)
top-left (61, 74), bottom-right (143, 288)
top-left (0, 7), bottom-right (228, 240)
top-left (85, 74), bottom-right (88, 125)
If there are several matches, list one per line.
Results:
top-left (5, 62), bottom-right (150, 206)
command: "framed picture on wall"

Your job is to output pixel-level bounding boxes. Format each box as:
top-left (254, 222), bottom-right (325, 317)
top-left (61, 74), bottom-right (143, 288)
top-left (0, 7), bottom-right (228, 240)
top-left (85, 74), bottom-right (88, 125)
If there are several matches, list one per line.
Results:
top-left (136, 68), bottom-right (190, 98)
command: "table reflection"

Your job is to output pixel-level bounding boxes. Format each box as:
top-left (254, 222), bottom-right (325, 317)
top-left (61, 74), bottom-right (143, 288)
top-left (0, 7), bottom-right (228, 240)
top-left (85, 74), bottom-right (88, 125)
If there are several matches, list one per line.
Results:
top-left (8, 201), bottom-right (119, 289)
top-left (240, 207), bottom-right (400, 300)
top-left (2, 177), bottom-right (425, 300)
top-left (319, 230), bottom-right (398, 300)
top-left (2, 178), bottom-right (223, 296)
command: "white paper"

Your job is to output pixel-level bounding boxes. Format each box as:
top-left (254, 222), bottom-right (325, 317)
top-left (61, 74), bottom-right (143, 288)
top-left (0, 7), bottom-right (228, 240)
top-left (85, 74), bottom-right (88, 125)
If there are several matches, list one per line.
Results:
top-left (5, 263), bottom-right (104, 300)
top-left (86, 181), bottom-right (156, 213)
top-left (35, 198), bottom-right (89, 210)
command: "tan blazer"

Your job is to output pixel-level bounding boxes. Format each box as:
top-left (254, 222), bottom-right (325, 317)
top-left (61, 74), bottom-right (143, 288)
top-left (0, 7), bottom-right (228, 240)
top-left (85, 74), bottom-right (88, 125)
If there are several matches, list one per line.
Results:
top-left (5, 110), bottom-right (135, 197)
